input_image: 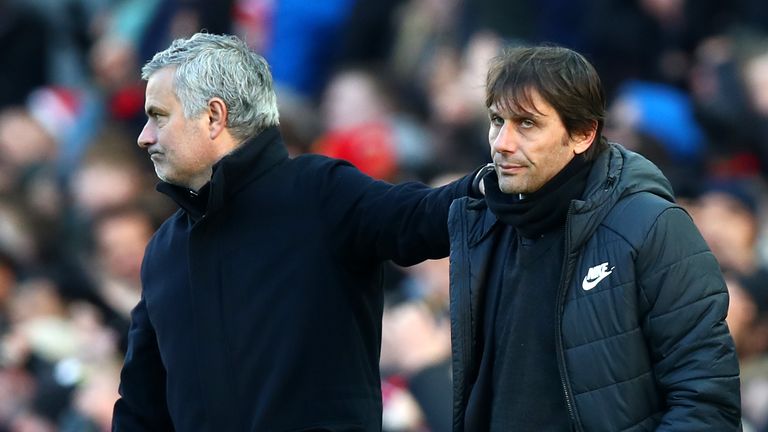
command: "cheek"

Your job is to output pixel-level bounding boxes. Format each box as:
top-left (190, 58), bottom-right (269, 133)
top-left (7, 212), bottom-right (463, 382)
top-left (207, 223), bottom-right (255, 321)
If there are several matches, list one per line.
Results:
top-left (488, 129), bottom-right (497, 151)
top-left (173, 124), bottom-right (199, 156)
top-left (547, 135), bottom-right (572, 161)
top-left (533, 141), bottom-right (569, 176)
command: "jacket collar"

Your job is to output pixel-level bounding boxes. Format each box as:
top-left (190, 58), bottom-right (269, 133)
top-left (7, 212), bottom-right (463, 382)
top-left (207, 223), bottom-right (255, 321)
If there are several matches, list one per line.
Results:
top-left (157, 126), bottom-right (289, 220)
top-left (568, 142), bottom-right (675, 249)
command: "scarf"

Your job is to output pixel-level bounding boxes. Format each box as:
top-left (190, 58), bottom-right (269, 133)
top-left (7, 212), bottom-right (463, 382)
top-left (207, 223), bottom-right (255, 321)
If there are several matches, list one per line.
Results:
top-left (485, 154), bottom-right (592, 238)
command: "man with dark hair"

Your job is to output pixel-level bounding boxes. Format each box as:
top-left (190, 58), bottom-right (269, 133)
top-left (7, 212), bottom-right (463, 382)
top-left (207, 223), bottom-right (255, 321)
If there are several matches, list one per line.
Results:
top-left (112, 33), bottom-right (479, 431)
top-left (447, 45), bottom-right (741, 431)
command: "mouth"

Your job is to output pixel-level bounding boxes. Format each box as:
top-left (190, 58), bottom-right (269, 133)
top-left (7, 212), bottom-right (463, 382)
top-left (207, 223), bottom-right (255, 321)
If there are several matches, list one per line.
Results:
top-left (149, 151), bottom-right (163, 162)
top-left (495, 162), bottom-right (527, 174)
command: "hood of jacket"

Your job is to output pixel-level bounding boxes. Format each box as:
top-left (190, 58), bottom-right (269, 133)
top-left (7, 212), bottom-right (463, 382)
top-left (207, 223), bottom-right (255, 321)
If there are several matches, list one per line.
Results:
top-left (566, 142), bottom-right (675, 250)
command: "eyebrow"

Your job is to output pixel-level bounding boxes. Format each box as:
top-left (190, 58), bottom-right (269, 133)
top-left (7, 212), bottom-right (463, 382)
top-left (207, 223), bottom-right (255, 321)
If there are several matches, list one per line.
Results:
top-left (145, 105), bottom-right (164, 116)
top-left (489, 105), bottom-right (542, 120)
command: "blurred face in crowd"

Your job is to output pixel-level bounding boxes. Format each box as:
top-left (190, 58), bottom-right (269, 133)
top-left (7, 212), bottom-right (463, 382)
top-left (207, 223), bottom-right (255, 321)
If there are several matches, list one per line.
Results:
top-left (138, 67), bottom-right (218, 191)
top-left (489, 88), bottom-right (594, 194)
top-left (690, 191), bottom-right (758, 274)
top-left (744, 53), bottom-right (768, 117)
top-left (724, 277), bottom-right (758, 357)
top-left (96, 211), bottom-right (153, 281)
top-left (322, 70), bottom-right (385, 131)
top-left (72, 161), bottom-right (142, 215)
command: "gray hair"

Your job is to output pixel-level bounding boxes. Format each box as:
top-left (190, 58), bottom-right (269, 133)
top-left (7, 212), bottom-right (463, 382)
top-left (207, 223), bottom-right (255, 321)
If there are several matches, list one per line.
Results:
top-left (142, 32), bottom-right (279, 141)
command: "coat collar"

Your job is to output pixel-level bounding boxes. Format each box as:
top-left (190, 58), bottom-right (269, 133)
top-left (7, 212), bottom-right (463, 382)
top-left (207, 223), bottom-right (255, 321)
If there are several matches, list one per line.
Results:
top-left (157, 126), bottom-right (289, 220)
top-left (567, 143), bottom-right (675, 249)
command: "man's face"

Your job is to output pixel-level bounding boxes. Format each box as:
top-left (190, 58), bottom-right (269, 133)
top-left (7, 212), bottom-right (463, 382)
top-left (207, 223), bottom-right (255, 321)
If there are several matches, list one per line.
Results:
top-left (488, 89), bottom-right (587, 194)
top-left (138, 67), bottom-right (215, 190)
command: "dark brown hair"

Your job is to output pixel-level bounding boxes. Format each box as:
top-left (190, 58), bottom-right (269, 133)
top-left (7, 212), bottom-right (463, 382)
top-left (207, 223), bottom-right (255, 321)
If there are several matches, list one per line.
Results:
top-left (486, 45), bottom-right (607, 160)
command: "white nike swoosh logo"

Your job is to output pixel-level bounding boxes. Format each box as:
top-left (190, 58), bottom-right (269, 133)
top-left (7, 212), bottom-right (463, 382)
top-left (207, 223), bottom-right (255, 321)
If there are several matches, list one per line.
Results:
top-left (582, 266), bottom-right (614, 291)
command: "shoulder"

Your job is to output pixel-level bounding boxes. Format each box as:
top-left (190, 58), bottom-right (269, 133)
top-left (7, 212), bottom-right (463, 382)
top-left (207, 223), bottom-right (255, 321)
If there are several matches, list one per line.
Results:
top-left (291, 154), bottom-right (368, 184)
top-left (292, 153), bottom-right (354, 172)
top-left (601, 192), bottom-right (682, 247)
top-left (291, 154), bottom-right (384, 197)
top-left (449, 197), bottom-right (500, 247)
top-left (449, 196), bottom-right (488, 222)
top-left (608, 191), bottom-right (677, 222)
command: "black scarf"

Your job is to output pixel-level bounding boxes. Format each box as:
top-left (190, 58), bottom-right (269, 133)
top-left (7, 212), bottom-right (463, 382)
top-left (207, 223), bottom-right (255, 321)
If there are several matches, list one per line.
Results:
top-left (485, 154), bottom-right (592, 238)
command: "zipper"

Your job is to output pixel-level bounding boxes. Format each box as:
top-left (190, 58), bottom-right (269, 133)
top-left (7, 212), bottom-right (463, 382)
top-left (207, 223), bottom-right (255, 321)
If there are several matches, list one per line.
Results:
top-left (450, 200), bottom-right (474, 429)
top-left (556, 201), bottom-right (583, 431)
top-left (457, 206), bottom-right (473, 391)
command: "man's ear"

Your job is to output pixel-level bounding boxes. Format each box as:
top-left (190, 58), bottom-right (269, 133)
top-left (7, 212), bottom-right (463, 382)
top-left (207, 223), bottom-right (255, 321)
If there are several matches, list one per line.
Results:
top-left (572, 120), bottom-right (598, 155)
top-left (208, 97), bottom-right (228, 140)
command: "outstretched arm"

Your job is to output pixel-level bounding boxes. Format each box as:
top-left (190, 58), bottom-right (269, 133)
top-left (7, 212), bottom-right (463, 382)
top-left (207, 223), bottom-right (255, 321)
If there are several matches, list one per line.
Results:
top-left (314, 158), bottom-right (480, 266)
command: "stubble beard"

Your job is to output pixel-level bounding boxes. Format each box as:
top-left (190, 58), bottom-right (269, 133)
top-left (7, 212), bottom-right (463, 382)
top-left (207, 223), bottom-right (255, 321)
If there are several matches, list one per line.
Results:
top-left (495, 134), bottom-right (573, 195)
top-left (496, 170), bottom-right (529, 194)
top-left (154, 166), bottom-right (169, 183)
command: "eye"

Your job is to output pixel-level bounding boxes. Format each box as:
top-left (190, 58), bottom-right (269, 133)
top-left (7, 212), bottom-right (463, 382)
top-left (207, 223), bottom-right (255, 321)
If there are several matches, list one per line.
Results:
top-left (149, 111), bottom-right (168, 126)
top-left (489, 114), bottom-right (504, 127)
top-left (520, 118), bottom-right (535, 129)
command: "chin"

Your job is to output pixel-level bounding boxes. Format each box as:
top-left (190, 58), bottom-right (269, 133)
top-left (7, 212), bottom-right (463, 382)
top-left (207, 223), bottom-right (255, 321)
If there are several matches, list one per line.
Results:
top-left (155, 169), bottom-right (172, 184)
top-left (498, 181), bottom-right (522, 195)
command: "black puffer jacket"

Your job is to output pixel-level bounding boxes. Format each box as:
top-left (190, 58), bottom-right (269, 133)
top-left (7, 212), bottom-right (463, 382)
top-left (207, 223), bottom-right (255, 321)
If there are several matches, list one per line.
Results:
top-left (447, 144), bottom-right (741, 431)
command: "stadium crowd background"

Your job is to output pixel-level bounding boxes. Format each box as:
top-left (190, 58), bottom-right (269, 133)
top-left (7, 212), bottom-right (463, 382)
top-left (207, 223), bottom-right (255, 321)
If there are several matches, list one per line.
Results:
top-left (1, 0), bottom-right (768, 430)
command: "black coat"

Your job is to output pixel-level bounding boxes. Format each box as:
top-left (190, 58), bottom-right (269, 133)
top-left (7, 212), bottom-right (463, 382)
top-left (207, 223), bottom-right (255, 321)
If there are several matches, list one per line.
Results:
top-left (448, 144), bottom-right (741, 431)
top-left (112, 127), bottom-right (473, 431)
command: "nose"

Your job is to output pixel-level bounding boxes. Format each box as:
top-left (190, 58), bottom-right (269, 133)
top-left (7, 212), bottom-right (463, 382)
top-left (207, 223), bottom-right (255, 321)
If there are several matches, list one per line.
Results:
top-left (137, 122), bottom-right (155, 149)
top-left (491, 123), bottom-right (518, 155)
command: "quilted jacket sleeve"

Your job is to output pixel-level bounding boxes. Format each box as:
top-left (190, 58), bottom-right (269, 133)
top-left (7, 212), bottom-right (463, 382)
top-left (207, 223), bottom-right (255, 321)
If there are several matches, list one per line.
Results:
top-left (636, 207), bottom-right (741, 430)
top-left (112, 297), bottom-right (174, 431)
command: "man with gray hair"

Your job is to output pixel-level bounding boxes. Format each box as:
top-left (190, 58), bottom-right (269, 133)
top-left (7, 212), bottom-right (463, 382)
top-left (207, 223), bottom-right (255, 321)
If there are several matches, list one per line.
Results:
top-left (112, 33), bottom-right (478, 431)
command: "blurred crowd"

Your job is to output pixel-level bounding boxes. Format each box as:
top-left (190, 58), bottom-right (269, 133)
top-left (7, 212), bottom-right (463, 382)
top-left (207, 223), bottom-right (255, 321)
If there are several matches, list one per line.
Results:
top-left (1, 0), bottom-right (768, 431)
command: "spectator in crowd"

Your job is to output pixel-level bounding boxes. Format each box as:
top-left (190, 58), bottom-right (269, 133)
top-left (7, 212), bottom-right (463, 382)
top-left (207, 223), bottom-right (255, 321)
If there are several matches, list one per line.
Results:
top-left (423, 32), bottom-right (504, 175)
top-left (737, 34), bottom-right (768, 175)
top-left (313, 67), bottom-right (402, 181)
top-left (684, 30), bottom-right (768, 179)
top-left (314, 66), bottom-right (433, 181)
top-left (690, 179), bottom-right (763, 275)
top-left (727, 271), bottom-right (768, 432)
top-left (381, 297), bottom-right (451, 432)
top-left (380, 256), bottom-right (453, 432)
top-left (265, 0), bottom-right (357, 100)
top-left (604, 79), bottom-right (707, 194)
top-left (89, 206), bottom-right (153, 319)
top-left (1, 276), bottom-right (120, 431)
top-left (0, 0), bottom-right (48, 109)
top-left (0, 107), bottom-right (58, 197)
top-left (447, 45), bottom-right (740, 431)
top-left (725, 273), bottom-right (768, 362)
